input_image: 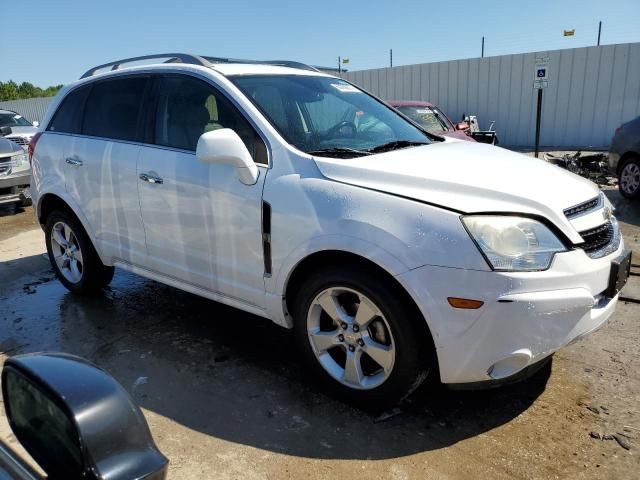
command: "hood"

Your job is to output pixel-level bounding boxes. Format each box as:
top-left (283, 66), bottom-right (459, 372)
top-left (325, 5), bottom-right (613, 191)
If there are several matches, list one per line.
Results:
top-left (6, 126), bottom-right (38, 137)
top-left (0, 138), bottom-right (24, 157)
top-left (313, 141), bottom-right (601, 244)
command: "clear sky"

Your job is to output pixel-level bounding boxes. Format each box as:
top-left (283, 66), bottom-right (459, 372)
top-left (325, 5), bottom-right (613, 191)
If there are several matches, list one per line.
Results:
top-left (2, 0), bottom-right (639, 87)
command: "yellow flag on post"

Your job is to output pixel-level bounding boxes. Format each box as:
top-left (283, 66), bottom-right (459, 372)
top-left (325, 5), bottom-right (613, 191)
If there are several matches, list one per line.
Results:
top-left (342, 58), bottom-right (350, 64)
top-left (563, 29), bottom-right (575, 36)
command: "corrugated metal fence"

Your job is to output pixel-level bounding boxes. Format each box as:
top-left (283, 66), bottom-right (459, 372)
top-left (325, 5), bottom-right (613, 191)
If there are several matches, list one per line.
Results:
top-left (0, 96), bottom-right (54, 124)
top-left (341, 43), bottom-right (640, 149)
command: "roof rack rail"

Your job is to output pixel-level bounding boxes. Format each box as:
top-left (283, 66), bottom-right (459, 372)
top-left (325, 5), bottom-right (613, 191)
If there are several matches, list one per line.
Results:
top-left (80, 53), bottom-right (212, 79)
top-left (202, 56), bottom-right (320, 72)
top-left (80, 53), bottom-right (322, 79)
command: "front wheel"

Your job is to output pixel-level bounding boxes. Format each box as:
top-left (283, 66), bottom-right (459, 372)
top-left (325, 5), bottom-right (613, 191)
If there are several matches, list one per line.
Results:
top-left (45, 210), bottom-right (114, 294)
top-left (293, 266), bottom-right (432, 408)
top-left (619, 157), bottom-right (640, 199)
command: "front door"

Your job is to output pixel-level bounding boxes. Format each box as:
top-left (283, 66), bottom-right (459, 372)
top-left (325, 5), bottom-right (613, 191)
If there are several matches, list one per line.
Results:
top-left (137, 74), bottom-right (269, 309)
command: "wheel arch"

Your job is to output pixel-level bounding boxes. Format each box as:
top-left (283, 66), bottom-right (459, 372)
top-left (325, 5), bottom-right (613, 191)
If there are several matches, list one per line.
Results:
top-left (617, 151), bottom-right (639, 174)
top-left (37, 192), bottom-right (107, 264)
top-left (283, 249), bottom-right (439, 377)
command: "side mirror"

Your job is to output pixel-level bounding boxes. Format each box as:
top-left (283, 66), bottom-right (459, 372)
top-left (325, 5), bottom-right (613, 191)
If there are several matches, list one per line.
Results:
top-left (0, 126), bottom-right (11, 137)
top-left (196, 129), bottom-right (259, 185)
top-left (2, 353), bottom-right (168, 480)
top-left (32, 121), bottom-right (39, 128)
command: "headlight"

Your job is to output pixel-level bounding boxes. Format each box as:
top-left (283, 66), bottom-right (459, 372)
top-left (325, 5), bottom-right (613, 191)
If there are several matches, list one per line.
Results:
top-left (11, 152), bottom-right (28, 168)
top-left (462, 216), bottom-right (566, 271)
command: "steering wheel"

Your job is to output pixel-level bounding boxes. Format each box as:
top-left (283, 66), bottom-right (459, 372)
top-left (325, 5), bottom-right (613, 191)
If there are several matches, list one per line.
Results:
top-left (327, 120), bottom-right (357, 138)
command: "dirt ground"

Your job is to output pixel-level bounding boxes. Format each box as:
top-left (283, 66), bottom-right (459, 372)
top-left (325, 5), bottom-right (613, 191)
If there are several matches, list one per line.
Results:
top-left (0, 188), bottom-right (639, 480)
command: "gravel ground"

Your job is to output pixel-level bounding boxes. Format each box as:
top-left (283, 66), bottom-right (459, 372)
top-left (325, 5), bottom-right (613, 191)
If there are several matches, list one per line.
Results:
top-left (0, 188), bottom-right (638, 479)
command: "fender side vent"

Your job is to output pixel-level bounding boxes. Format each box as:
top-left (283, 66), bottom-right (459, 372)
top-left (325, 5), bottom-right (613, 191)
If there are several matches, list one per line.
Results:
top-left (262, 201), bottom-right (272, 275)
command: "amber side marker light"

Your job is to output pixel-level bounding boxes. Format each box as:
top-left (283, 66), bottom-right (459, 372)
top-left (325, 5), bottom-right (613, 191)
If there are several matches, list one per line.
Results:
top-left (447, 297), bottom-right (484, 309)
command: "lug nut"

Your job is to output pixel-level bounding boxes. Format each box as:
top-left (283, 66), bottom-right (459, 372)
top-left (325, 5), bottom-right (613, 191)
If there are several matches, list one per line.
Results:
top-left (338, 334), bottom-right (344, 342)
top-left (352, 325), bottom-right (359, 332)
top-left (341, 323), bottom-right (348, 330)
top-left (348, 345), bottom-right (355, 352)
top-left (357, 339), bottom-right (364, 347)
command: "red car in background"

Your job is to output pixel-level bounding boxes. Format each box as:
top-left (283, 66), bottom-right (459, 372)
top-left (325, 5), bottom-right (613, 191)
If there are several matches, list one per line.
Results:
top-left (388, 100), bottom-right (475, 142)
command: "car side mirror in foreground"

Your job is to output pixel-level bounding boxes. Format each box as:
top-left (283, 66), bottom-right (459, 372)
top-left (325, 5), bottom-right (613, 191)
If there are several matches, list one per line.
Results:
top-left (196, 129), bottom-right (259, 185)
top-left (1, 353), bottom-right (168, 480)
top-left (0, 126), bottom-right (11, 137)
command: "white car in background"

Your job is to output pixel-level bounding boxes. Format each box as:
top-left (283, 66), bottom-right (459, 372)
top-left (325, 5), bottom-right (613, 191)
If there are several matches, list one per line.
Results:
top-left (0, 110), bottom-right (39, 150)
top-left (29, 54), bottom-right (631, 407)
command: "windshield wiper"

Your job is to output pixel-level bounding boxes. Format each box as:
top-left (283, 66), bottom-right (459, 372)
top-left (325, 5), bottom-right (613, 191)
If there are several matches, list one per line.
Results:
top-left (366, 140), bottom-right (429, 154)
top-left (306, 147), bottom-right (372, 158)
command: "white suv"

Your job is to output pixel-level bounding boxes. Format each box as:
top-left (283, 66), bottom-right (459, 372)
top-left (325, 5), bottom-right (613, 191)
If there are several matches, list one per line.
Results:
top-left (30, 54), bottom-right (631, 406)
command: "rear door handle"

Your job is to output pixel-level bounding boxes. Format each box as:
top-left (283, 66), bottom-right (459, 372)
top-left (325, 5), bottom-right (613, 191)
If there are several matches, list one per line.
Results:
top-left (65, 157), bottom-right (83, 166)
top-left (139, 173), bottom-right (163, 185)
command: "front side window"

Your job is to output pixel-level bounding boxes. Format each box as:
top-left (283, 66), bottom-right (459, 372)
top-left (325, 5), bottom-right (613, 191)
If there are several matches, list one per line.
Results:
top-left (153, 75), bottom-right (267, 164)
top-left (82, 77), bottom-right (148, 142)
top-left (231, 75), bottom-right (431, 157)
top-left (396, 106), bottom-right (450, 134)
top-left (0, 112), bottom-right (33, 128)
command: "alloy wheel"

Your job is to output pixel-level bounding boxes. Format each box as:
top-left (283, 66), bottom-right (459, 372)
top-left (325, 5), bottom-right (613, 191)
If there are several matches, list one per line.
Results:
top-left (620, 162), bottom-right (640, 195)
top-left (50, 221), bottom-right (84, 284)
top-left (306, 287), bottom-right (396, 390)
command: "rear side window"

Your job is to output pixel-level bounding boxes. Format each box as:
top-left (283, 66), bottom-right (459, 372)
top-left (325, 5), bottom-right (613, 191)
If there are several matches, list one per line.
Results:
top-left (82, 77), bottom-right (148, 142)
top-left (47, 86), bottom-right (90, 134)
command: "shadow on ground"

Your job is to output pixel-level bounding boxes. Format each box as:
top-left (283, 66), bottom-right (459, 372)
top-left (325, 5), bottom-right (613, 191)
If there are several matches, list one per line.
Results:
top-left (0, 253), bottom-right (551, 460)
top-left (603, 189), bottom-right (640, 228)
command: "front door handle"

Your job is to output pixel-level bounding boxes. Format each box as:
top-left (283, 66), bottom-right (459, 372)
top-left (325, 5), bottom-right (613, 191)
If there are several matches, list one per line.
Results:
top-left (139, 173), bottom-right (163, 185)
top-left (65, 157), bottom-right (83, 166)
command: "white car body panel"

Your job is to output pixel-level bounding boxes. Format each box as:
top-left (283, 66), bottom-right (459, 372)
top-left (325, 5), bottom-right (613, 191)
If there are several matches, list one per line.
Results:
top-left (137, 145), bottom-right (268, 308)
top-left (30, 62), bottom-right (626, 386)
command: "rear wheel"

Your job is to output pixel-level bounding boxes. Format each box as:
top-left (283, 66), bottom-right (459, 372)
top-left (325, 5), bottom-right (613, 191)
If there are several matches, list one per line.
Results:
top-left (293, 266), bottom-right (432, 408)
top-left (45, 210), bottom-right (114, 294)
top-left (618, 156), bottom-right (640, 199)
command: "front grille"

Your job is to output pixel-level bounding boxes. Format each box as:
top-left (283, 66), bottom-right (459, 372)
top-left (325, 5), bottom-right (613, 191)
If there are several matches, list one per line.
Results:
top-left (564, 194), bottom-right (602, 219)
top-left (7, 136), bottom-right (30, 146)
top-left (0, 160), bottom-right (11, 177)
top-left (577, 218), bottom-right (620, 259)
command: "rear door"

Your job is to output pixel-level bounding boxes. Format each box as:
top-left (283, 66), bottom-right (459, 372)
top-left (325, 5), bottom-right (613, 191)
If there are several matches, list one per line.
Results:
top-left (63, 76), bottom-right (149, 265)
top-left (137, 73), bottom-right (269, 308)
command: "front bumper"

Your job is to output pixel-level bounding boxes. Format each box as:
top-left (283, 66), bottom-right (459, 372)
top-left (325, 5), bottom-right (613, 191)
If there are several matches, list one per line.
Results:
top-left (397, 241), bottom-right (625, 384)
top-left (0, 172), bottom-right (31, 205)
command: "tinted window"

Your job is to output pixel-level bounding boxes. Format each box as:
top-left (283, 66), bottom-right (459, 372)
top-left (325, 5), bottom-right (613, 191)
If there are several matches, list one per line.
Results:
top-left (154, 75), bottom-right (267, 164)
top-left (0, 112), bottom-right (33, 127)
top-left (47, 86), bottom-right (90, 134)
top-left (82, 77), bottom-right (147, 141)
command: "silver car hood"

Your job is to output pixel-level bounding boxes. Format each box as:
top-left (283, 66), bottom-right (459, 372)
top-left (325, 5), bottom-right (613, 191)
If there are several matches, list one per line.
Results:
top-left (313, 141), bottom-right (601, 244)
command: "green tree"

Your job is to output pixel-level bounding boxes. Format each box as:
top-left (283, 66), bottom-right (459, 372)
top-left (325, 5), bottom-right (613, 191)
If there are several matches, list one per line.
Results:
top-left (0, 80), bottom-right (63, 101)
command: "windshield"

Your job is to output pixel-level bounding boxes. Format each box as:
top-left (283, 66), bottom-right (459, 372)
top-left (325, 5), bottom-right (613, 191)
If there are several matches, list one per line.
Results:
top-left (231, 75), bottom-right (430, 157)
top-left (396, 106), bottom-right (451, 133)
top-left (0, 112), bottom-right (33, 128)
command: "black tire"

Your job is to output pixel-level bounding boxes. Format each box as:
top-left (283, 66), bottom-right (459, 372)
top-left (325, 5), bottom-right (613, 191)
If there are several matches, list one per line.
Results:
top-left (618, 156), bottom-right (640, 199)
top-left (293, 265), bottom-right (432, 409)
top-left (44, 209), bottom-right (114, 294)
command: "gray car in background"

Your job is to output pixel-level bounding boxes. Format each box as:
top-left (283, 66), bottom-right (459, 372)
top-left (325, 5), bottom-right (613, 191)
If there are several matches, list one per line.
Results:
top-left (0, 110), bottom-right (39, 150)
top-left (609, 116), bottom-right (640, 199)
top-left (0, 134), bottom-right (31, 207)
